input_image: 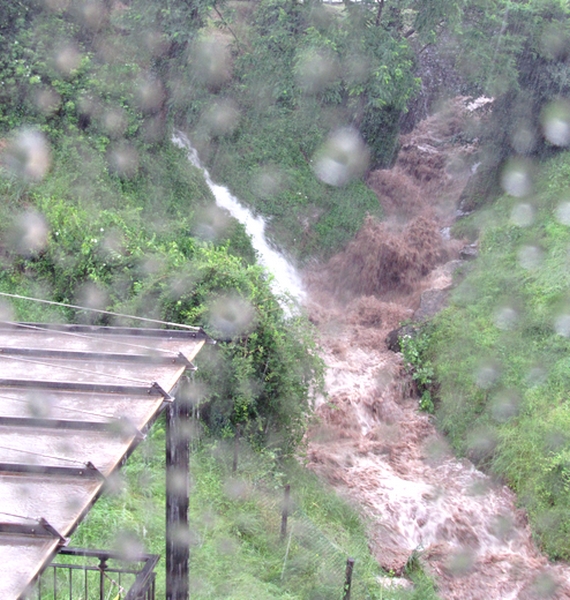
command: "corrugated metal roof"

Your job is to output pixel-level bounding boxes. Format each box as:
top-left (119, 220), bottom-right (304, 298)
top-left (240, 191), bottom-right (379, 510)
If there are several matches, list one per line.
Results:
top-left (0, 322), bottom-right (209, 600)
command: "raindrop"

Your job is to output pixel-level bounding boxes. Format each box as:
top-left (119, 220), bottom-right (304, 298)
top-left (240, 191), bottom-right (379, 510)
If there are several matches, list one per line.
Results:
top-left (493, 306), bottom-right (518, 330)
top-left (78, 0), bottom-right (107, 30)
top-left (251, 166), bottom-right (284, 199)
top-left (202, 100), bottom-right (240, 137)
top-left (444, 547), bottom-right (475, 577)
top-left (511, 125), bottom-right (536, 154)
top-left (500, 159), bottom-right (532, 197)
top-left (136, 77), bottom-right (165, 113)
top-left (193, 205), bottom-right (231, 242)
top-left (295, 48), bottom-right (338, 95)
top-left (207, 294), bottom-right (255, 339)
top-left (517, 245), bottom-right (543, 270)
top-left (102, 108), bottom-right (128, 137)
top-left (75, 282), bottom-right (109, 312)
top-left (104, 471), bottom-right (126, 496)
top-left (541, 23), bottom-right (568, 59)
top-left (541, 99), bottom-right (570, 147)
top-left (0, 301), bottom-right (14, 322)
top-left (489, 512), bottom-right (515, 542)
top-left (217, 537), bottom-right (238, 556)
top-left (224, 478), bottom-right (250, 501)
top-left (34, 88), bottom-right (62, 116)
top-left (10, 210), bottom-right (49, 256)
top-left (144, 31), bottom-right (168, 57)
top-left (526, 572), bottom-right (559, 598)
top-left (178, 379), bottom-right (206, 410)
top-left (343, 53), bottom-right (369, 87)
top-left (466, 426), bottom-right (498, 463)
top-left (554, 313), bottom-right (570, 337)
top-left (54, 44), bottom-right (82, 77)
top-left (192, 36), bottom-right (231, 89)
top-left (107, 417), bottom-right (139, 441)
top-left (510, 202), bottom-right (534, 227)
top-left (555, 200), bottom-right (570, 225)
top-left (167, 467), bottom-right (189, 496)
top-left (25, 392), bottom-right (54, 419)
top-left (3, 129), bottom-right (51, 181)
top-left (424, 437), bottom-right (450, 465)
top-left (474, 362), bottom-right (499, 389)
top-left (527, 366), bottom-right (547, 387)
top-left (490, 390), bottom-right (520, 423)
top-left (108, 143), bottom-right (139, 178)
top-left (313, 127), bottom-right (369, 187)
top-left (112, 530), bottom-right (144, 561)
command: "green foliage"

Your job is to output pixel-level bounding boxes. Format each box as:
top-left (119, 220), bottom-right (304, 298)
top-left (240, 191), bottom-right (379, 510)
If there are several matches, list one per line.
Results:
top-left (1, 134), bottom-right (321, 453)
top-left (452, 0), bottom-right (570, 200)
top-left (428, 149), bottom-right (570, 559)
top-left (73, 430), bottom-right (436, 599)
top-left (400, 326), bottom-right (436, 413)
top-left (174, 0), bottom-right (425, 258)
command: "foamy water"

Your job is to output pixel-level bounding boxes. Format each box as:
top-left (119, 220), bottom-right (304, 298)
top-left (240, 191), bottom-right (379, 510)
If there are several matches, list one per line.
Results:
top-left (309, 331), bottom-right (570, 599)
top-left (172, 132), bottom-right (305, 304)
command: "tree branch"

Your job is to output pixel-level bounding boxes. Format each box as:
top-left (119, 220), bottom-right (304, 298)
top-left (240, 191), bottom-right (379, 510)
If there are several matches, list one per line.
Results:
top-left (213, 4), bottom-right (243, 52)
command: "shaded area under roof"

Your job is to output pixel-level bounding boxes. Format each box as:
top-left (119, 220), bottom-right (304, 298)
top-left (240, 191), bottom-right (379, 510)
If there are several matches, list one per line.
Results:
top-left (0, 321), bottom-right (210, 600)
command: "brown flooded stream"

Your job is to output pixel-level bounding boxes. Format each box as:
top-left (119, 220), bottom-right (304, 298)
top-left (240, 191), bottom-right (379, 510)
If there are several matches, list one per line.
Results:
top-left (303, 99), bottom-right (570, 599)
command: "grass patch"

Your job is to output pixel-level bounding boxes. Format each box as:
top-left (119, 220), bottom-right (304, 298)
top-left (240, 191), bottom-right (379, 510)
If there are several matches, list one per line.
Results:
top-left (429, 149), bottom-right (570, 560)
top-left (71, 421), bottom-right (439, 599)
top-left (199, 106), bottom-right (382, 262)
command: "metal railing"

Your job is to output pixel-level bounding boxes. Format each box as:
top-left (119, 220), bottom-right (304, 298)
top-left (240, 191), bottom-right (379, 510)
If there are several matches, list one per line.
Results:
top-left (28, 547), bottom-right (159, 600)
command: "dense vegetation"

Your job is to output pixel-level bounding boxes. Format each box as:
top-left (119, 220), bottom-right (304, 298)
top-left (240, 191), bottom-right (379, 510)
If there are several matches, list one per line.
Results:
top-left (5, 0), bottom-right (570, 594)
top-left (0, 0), bottom-right (327, 454)
top-left (426, 152), bottom-right (570, 561)
top-left (72, 423), bottom-right (438, 599)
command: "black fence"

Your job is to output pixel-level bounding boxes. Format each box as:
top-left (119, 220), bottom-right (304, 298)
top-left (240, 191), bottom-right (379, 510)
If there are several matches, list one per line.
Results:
top-left (28, 547), bottom-right (159, 600)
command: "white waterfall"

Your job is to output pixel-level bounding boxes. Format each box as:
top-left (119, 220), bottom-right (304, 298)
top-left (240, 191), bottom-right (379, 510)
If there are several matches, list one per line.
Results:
top-left (172, 132), bottom-right (305, 305)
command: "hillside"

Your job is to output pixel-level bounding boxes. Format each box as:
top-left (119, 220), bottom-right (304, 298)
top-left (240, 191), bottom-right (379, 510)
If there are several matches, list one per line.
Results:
top-left (3, 0), bottom-right (570, 598)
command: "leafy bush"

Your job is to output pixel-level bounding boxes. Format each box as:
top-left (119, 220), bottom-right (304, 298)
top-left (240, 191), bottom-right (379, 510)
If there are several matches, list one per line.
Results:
top-left (428, 149), bottom-right (570, 559)
top-left (400, 325), bottom-right (436, 413)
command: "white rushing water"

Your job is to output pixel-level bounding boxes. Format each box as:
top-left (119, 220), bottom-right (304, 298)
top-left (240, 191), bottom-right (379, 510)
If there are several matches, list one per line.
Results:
top-left (172, 132), bottom-right (305, 304)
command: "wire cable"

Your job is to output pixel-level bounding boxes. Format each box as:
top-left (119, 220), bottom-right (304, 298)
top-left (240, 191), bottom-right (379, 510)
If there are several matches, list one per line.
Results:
top-left (0, 353), bottom-right (151, 386)
top-left (0, 291), bottom-right (202, 331)
top-left (1, 320), bottom-right (181, 357)
top-left (0, 444), bottom-right (92, 466)
top-left (0, 391), bottom-right (127, 420)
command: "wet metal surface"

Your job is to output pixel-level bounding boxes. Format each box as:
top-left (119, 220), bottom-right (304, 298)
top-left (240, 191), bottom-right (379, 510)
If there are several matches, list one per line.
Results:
top-left (0, 322), bottom-right (208, 599)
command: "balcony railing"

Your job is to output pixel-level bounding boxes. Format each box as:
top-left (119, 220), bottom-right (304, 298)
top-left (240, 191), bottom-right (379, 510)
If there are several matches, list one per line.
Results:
top-left (27, 547), bottom-right (159, 600)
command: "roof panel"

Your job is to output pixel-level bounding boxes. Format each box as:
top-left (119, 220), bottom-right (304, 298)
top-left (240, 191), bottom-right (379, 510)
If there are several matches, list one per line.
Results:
top-left (0, 321), bottom-right (210, 599)
top-left (0, 388), bottom-right (165, 426)
top-left (0, 536), bottom-right (60, 600)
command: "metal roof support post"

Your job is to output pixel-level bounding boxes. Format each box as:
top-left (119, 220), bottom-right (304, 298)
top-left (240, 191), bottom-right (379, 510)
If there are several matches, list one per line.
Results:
top-left (166, 377), bottom-right (191, 600)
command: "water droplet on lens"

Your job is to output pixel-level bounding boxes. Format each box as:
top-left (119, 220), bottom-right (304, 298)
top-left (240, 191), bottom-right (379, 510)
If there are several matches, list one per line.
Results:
top-left (494, 306), bottom-right (518, 330)
top-left (555, 200), bottom-right (570, 225)
top-left (4, 129), bottom-right (51, 181)
top-left (475, 363), bottom-right (499, 389)
top-left (510, 203), bottom-right (534, 227)
top-left (313, 127), bottom-right (369, 187)
top-left (542, 99), bottom-right (570, 147)
top-left (501, 160), bottom-right (532, 197)
top-left (554, 313), bottom-right (570, 336)
top-left (517, 245), bottom-right (543, 270)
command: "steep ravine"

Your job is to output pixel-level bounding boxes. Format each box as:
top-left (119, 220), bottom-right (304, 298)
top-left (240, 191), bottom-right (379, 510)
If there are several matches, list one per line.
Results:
top-left (304, 99), bottom-right (570, 599)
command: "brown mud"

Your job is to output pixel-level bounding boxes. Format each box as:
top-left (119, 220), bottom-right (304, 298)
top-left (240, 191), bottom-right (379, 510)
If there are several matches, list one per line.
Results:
top-left (303, 98), bottom-right (570, 599)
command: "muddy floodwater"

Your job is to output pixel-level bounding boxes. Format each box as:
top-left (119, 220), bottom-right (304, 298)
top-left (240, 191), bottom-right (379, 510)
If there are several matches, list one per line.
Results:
top-left (305, 99), bottom-right (570, 599)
